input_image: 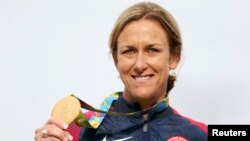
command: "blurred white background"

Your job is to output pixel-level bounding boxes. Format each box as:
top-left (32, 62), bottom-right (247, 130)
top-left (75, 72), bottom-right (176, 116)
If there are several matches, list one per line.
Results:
top-left (1, 0), bottom-right (250, 140)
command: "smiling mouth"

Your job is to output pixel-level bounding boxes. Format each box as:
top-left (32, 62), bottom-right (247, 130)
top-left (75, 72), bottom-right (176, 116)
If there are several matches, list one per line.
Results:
top-left (131, 75), bottom-right (154, 81)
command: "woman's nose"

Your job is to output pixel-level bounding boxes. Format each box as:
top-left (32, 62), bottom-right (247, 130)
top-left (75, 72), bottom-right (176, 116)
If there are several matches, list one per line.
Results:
top-left (134, 53), bottom-right (147, 73)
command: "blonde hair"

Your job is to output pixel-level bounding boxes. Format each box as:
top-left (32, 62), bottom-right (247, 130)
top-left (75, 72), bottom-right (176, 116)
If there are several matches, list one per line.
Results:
top-left (109, 2), bottom-right (182, 94)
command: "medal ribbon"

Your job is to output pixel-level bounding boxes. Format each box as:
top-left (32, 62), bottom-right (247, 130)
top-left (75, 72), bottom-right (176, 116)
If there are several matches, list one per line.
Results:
top-left (71, 92), bottom-right (169, 129)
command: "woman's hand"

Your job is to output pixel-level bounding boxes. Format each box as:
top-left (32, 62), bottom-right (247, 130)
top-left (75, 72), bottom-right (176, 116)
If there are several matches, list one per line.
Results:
top-left (34, 118), bottom-right (73, 141)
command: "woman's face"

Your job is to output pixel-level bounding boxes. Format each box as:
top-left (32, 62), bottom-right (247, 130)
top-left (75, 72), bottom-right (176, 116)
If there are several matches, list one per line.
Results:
top-left (115, 19), bottom-right (179, 104)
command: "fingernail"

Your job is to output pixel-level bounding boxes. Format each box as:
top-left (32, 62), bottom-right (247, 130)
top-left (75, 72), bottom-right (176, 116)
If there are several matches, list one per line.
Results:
top-left (64, 137), bottom-right (68, 141)
top-left (63, 124), bottom-right (68, 129)
top-left (68, 134), bottom-right (73, 140)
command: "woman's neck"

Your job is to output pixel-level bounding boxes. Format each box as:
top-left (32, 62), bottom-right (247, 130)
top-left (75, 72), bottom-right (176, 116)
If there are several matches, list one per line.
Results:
top-left (123, 92), bottom-right (164, 110)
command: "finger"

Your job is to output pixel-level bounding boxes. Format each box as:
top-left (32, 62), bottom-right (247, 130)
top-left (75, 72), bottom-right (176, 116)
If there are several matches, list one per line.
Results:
top-left (46, 118), bottom-right (73, 140)
top-left (66, 131), bottom-right (73, 141)
top-left (46, 118), bottom-right (69, 130)
top-left (35, 135), bottom-right (61, 141)
top-left (45, 136), bottom-right (61, 141)
top-left (43, 124), bottom-right (69, 141)
top-left (35, 124), bottom-right (68, 141)
top-left (35, 127), bottom-right (44, 140)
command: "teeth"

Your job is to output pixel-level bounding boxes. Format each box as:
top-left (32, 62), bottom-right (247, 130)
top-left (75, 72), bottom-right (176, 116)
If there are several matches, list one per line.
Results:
top-left (135, 76), bottom-right (150, 80)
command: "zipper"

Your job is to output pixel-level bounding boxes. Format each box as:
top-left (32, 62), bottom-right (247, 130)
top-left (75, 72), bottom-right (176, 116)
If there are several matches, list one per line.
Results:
top-left (143, 121), bottom-right (148, 132)
top-left (142, 114), bottom-right (150, 141)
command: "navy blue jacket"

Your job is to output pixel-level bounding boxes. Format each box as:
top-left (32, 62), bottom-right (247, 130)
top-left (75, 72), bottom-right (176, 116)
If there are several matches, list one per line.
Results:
top-left (79, 94), bottom-right (207, 141)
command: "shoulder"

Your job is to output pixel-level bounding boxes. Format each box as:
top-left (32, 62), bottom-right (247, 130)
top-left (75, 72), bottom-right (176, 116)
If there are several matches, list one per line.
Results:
top-left (171, 108), bottom-right (208, 135)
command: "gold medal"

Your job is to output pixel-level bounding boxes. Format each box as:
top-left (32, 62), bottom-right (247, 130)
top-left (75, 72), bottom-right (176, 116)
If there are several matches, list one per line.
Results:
top-left (51, 96), bottom-right (81, 124)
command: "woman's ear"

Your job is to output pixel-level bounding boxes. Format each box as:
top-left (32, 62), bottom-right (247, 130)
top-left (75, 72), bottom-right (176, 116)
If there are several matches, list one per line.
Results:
top-left (169, 47), bottom-right (181, 69)
top-left (169, 55), bottom-right (180, 69)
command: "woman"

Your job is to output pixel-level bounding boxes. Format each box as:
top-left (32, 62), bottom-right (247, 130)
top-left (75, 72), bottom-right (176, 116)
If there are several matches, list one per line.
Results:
top-left (35, 2), bottom-right (207, 141)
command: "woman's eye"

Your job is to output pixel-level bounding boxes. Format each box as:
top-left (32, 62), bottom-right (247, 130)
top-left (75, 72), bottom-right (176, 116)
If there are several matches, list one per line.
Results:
top-left (123, 49), bottom-right (136, 54)
top-left (147, 48), bottom-right (159, 53)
